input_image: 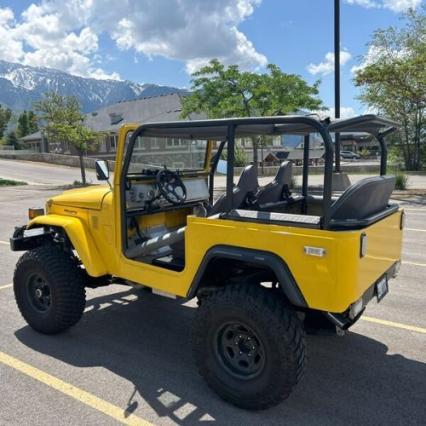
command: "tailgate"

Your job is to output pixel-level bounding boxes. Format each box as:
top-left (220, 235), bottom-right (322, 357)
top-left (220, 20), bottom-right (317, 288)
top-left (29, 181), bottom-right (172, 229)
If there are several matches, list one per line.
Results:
top-left (357, 210), bottom-right (403, 295)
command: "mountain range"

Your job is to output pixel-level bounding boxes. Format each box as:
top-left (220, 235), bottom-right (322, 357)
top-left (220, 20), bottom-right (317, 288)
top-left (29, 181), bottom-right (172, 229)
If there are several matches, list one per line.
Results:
top-left (0, 60), bottom-right (184, 113)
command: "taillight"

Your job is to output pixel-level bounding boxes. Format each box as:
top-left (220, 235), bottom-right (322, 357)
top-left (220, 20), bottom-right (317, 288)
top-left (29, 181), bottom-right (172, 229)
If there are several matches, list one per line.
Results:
top-left (360, 233), bottom-right (368, 258)
top-left (400, 210), bottom-right (405, 230)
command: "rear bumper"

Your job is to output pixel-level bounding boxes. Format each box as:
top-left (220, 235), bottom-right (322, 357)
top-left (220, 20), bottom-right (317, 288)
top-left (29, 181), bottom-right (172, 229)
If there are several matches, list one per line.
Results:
top-left (325, 261), bottom-right (400, 330)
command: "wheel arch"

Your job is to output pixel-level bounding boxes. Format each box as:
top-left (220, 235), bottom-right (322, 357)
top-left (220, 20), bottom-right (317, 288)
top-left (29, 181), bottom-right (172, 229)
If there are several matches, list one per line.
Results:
top-left (27, 214), bottom-right (108, 277)
top-left (187, 245), bottom-right (307, 308)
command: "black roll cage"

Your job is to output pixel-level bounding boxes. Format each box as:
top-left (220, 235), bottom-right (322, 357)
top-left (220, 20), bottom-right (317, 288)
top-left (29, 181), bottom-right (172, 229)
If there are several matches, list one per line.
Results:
top-left (121, 114), bottom-right (399, 235)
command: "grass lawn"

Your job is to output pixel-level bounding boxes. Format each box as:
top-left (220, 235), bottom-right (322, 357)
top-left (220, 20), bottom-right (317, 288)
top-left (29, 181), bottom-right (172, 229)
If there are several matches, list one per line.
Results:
top-left (0, 178), bottom-right (27, 186)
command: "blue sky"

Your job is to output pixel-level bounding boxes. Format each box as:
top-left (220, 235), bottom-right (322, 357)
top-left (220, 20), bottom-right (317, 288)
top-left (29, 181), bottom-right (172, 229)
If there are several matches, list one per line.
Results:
top-left (1, 0), bottom-right (422, 115)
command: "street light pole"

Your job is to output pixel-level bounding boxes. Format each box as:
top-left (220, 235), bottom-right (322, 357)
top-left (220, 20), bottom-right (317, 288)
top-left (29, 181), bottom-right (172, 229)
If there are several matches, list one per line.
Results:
top-left (334, 0), bottom-right (341, 172)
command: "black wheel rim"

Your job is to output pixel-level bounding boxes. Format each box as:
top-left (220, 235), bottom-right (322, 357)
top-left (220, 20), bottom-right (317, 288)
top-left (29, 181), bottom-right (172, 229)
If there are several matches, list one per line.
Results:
top-left (214, 322), bottom-right (266, 380)
top-left (27, 273), bottom-right (51, 312)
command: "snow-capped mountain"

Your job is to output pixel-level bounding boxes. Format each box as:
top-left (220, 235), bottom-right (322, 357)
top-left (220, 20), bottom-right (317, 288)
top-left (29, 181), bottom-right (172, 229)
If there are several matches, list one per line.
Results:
top-left (0, 60), bottom-right (184, 112)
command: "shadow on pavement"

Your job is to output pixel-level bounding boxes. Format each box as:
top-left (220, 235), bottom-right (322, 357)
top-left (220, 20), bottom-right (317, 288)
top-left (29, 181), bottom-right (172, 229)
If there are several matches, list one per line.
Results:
top-left (15, 287), bottom-right (426, 425)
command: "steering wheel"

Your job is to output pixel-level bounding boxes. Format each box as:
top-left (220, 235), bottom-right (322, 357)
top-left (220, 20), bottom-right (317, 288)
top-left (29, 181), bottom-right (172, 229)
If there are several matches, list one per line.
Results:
top-left (156, 169), bottom-right (187, 205)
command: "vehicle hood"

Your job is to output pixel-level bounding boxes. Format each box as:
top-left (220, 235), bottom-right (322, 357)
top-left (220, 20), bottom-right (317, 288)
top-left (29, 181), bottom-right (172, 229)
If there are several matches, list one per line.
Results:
top-left (49, 185), bottom-right (111, 210)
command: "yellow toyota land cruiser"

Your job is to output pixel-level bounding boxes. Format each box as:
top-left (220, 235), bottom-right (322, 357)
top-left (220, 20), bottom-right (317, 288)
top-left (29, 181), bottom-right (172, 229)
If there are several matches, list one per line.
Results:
top-left (11, 115), bottom-right (403, 410)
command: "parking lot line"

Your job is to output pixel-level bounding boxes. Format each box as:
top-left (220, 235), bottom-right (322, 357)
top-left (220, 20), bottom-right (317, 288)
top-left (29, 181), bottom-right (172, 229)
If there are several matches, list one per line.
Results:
top-left (0, 351), bottom-right (152, 426)
top-left (0, 240), bottom-right (8, 245)
top-left (0, 283), bottom-right (12, 290)
top-left (362, 316), bottom-right (426, 334)
top-left (405, 228), bottom-right (426, 232)
top-left (402, 260), bottom-right (426, 267)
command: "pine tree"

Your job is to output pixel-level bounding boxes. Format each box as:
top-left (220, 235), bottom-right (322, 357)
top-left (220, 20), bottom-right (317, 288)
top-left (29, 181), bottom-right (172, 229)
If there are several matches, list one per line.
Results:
top-left (0, 104), bottom-right (12, 139)
top-left (28, 111), bottom-right (39, 134)
top-left (6, 131), bottom-right (19, 149)
top-left (16, 111), bottom-right (30, 138)
top-left (17, 111), bottom-right (30, 138)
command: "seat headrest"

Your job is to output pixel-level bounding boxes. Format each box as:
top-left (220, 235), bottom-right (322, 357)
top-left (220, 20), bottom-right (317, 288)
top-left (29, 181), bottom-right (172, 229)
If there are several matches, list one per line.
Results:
top-left (237, 165), bottom-right (259, 191)
top-left (274, 161), bottom-right (292, 184)
top-left (330, 176), bottom-right (396, 221)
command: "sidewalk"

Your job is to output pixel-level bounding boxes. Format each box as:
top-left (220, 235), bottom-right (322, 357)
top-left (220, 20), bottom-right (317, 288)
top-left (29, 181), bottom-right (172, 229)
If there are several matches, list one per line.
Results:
top-left (214, 173), bottom-right (426, 191)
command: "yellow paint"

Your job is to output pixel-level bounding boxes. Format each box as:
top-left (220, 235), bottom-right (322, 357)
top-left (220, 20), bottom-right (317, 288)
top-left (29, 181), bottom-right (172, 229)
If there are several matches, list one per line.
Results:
top-left (0, 351), bottom-right (151, 426)
top-left (361, 316), bottom-right (426, 334)
top-left (48, 185), bottom-right (111, 210)
top-left (28, 214), bottom-right (107, 277)
top-left (21, 124), bottom-right (404, 314)
top-left (0, 283), bottom-right (12, 290)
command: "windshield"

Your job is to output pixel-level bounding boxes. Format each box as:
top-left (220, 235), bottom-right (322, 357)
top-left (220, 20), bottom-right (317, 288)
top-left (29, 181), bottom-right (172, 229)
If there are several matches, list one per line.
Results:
top-left (127, 135), bottom-right (209, 175)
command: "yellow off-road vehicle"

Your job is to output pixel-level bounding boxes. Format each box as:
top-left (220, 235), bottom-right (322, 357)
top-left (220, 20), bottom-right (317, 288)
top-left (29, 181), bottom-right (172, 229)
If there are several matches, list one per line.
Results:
top-left (11, 115), bottom-right (403, 410)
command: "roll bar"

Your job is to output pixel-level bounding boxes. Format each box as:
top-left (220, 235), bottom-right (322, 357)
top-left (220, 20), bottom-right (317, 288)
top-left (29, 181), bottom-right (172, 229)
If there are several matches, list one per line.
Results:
top-left (121, 114), bottom-right (399, 231)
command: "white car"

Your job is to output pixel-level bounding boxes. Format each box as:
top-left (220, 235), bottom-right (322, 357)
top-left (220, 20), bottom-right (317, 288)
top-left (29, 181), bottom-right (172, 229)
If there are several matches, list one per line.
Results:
top-left (340, 150), bottom-right (360, 160)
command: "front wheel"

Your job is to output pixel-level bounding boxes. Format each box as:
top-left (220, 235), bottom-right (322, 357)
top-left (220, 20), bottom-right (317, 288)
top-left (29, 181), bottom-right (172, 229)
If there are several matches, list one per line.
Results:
top-left (14, 245), bottom-right (86, 334)
top-left (192, 284), bottom-right (306, 410)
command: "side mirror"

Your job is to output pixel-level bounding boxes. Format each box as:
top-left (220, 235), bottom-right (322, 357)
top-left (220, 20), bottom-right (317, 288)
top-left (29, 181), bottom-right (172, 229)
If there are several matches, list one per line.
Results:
top-left (95, 160), bottom-right (109, 181)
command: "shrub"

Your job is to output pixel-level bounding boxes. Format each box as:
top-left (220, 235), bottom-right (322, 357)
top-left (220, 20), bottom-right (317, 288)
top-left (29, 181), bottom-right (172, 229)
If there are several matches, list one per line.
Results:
top-left (394, 172), bottom-right (408, 190)
top-left (0, 178), bottom-right (27, 186)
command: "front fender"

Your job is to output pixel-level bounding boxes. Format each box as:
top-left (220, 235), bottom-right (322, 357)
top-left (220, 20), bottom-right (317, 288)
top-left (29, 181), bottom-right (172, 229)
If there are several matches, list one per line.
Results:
top-left (28, 214), bottom-right (108, 277)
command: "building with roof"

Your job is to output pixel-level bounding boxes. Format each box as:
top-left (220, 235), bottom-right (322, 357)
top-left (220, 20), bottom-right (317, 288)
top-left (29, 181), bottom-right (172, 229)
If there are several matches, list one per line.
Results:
top-left (19, 95), bottom-right (379, 167)
top-left (19, 93), bottom-right (203, 157)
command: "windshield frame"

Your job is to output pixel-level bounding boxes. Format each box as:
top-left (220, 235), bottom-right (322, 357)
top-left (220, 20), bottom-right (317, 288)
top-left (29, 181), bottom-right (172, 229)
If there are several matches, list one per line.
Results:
top-left (124, 132), bottom-right (212, 178)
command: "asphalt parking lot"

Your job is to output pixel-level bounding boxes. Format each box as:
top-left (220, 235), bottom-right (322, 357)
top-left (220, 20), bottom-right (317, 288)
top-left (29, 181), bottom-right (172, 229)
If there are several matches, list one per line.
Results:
top-left (0, 168), bottom-right (425, 425)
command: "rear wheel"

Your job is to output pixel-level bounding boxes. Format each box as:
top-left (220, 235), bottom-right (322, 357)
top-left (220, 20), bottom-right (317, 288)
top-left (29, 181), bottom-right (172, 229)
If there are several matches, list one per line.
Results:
top-left (14, 245), bottom-right (86, 334)
top-left (192, 284), bottom-right (306, 410)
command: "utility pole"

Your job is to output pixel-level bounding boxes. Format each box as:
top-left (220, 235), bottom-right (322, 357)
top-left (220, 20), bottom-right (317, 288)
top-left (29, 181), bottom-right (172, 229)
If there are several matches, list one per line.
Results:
top-left (334, 0), bottom-right (341, 172)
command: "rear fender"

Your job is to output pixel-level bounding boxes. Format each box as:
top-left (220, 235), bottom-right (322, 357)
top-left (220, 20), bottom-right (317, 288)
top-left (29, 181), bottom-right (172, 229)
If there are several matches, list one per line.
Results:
top-left (27, 214), bottom-right (107, 277)
top-left (188, 245), bottom-right (307, 308)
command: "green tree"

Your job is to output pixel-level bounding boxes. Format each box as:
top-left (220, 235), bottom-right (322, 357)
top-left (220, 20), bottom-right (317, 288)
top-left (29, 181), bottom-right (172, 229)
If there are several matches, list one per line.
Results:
top-left (28, 111), bottom-right (39, 134)
top-left (34, 92), bottom-right (97, 184)
top-left (0, 104), bottom-right (12, 139)
top-left (354, 8), bottom-right (426, 170)
top-left (16, 111), bottom-right (30, 138)
top-left (6, 131), bottom-right (19, 149)
top-left (181, 59), bottom-right (322, 171)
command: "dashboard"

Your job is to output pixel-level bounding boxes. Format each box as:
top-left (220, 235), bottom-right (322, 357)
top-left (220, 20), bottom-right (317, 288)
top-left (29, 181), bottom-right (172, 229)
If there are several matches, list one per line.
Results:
top-left (126, 177), bottom-right (209, 211)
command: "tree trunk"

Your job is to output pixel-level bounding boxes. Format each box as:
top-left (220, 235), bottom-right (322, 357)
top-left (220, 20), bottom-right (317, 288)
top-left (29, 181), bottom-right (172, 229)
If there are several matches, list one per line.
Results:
top-left (79, 153), bottom-right (86, 185)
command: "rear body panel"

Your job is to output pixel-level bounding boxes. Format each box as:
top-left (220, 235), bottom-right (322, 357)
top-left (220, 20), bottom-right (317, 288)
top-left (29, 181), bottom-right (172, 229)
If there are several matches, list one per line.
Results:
top-left (184, 210), bottom-right (402, 313)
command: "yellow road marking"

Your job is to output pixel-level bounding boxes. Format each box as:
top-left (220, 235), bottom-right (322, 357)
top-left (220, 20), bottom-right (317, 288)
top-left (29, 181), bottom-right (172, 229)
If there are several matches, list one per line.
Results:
top-left (0, 240), bottom-right (8, 245)
top-left (0, 283), bottom-right (12, 290)
top-left (402, 260), bottom-right (426, 267)
top-left (361, 316), bottom-right (426, 334)
top-left (0, 351), bottom-right (152, 426)
top-left (405, 228), bottom-right (426, 232)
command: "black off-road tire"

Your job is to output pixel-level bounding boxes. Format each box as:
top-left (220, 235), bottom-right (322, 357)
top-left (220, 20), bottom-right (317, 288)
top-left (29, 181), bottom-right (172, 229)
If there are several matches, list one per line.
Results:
top-left (14, 245), bottom-right (86, 334)
top-left (192, 284), bottom-right (306, 410)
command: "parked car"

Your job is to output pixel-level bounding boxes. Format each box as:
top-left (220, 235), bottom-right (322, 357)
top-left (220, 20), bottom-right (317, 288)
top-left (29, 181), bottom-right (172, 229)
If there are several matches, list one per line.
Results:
top-left (340, 150), bottom-right (360, 160)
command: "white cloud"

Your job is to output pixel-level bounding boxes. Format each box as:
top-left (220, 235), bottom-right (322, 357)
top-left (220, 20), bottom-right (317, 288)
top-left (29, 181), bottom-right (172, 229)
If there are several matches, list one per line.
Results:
top-left (0, 8), bottom-right (25, 63)
top-left (345, 0), bottom-right (379, 8)
top-left (382, 0), bottom-right (422, 12)
top-left (345, 0), bottom-right (422, 12)
top-left (317, 106), bottom-right (356, 120)
top-left (0, 0), bottom-right (266, 80)
top-left (351, 44), bottom-right (410, 74)
top-left (307, 50), bottom-right (352, 76)
top-left (105, 0), bottom-right (267, 73)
